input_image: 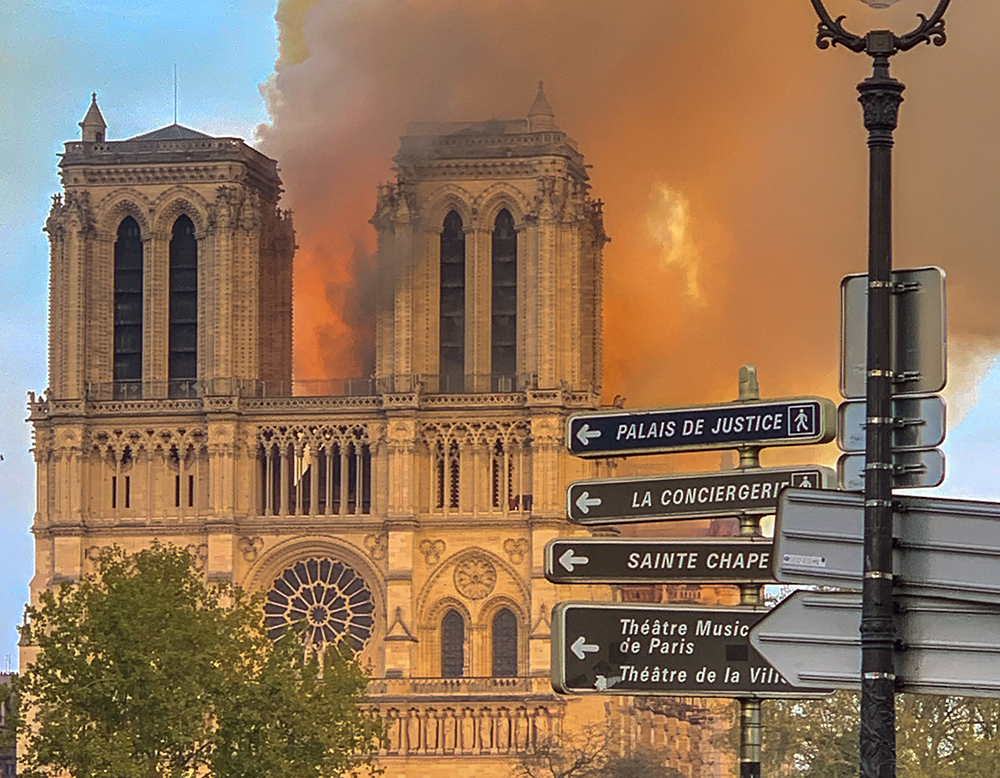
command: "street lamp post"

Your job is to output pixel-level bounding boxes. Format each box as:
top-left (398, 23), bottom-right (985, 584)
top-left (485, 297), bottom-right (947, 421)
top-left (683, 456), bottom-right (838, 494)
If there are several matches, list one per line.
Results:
top-left (807, 2), bottom-right (950, 778)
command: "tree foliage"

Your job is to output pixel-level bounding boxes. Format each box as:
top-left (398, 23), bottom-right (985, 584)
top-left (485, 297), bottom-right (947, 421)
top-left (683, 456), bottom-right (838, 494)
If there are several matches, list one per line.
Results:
top-left (18, 544), bottom-right (384, 778)
top-left (754, 692), bottom-right (1000, 778)
top-left (510, 720), bottom-right (684, 778)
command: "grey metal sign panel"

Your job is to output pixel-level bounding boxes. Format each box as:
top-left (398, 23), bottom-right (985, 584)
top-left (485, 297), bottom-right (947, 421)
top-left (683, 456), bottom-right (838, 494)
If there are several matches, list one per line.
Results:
top-left (836, 395), bottom-right (946, 453)
top-left (551, 602), bottom-right (828, 698)
top-left (566, 466), bottom-right (835, 525)
top-left (566, 397), bottom-right (836, 458)
top-left (750, 590), bottom-right (1000, 697)
top-left (544, 538), bottom-right (776, 584)
top-left (775, 487), bottom-right (1000, 604)
top-left (840, 266), bottom-right (947, 399)
top-left (837, 448), bottom-right (944, 490)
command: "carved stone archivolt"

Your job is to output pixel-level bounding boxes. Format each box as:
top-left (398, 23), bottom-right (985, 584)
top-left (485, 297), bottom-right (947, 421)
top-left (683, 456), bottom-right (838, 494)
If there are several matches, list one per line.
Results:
top-left (421, 420), bottom-right (530, 449)
top-left (83, 425), bottom-right (208, 460)
top-left (151, 185), bottom-right (210, 234)
top-left (255, 422), bottom-right (373, 454)
top-left (453, 553), bottom-right (497, 600)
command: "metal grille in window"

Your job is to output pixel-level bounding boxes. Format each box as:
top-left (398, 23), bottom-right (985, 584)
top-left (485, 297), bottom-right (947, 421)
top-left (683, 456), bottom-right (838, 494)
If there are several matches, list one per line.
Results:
top-left (264, 558), bottom-right (375, 652)
top-left (113, 216), bottom-right (143, 397)
top-left (492, 608), bottom-right (518, 677)
top-left (490, 439), bottom-right (514, 509)
top-left (491, 209), bottom-right (517, 382)
top-left (441, 609), bottom-right (465, 677)
top-left (168, 215), bottom-right (197, 396)
top-left (440, 210), bottom-right (465, 392)
top-left (435, 440), bottom-right (460, 509)
top-left (449, 454), bottom-right (460, 509)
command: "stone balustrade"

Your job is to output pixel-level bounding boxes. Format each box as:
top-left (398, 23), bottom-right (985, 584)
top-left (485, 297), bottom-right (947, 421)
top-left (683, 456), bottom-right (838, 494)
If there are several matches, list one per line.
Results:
top-left (367, 676), bottom-right (563, 757)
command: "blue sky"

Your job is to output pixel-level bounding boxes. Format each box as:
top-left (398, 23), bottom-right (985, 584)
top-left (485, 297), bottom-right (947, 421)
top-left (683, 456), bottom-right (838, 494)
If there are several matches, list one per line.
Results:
top-left (0, 0), bottom-right (278, 663)
top-left (2, 0), bottom-right (1000, 665)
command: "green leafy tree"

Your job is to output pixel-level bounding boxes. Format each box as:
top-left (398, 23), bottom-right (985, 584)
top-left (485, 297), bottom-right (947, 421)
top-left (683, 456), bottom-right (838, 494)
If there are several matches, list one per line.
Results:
top-left (743, 692), bottom-right (1000, 778)
top-left (759, 693), bottom-right (859, 778)
top-left (510, 721), bottom-right (684, 778)
top-left (18, 544), bottom-right (384, 778)
top-left (0, 673), bottom-right (18, 755)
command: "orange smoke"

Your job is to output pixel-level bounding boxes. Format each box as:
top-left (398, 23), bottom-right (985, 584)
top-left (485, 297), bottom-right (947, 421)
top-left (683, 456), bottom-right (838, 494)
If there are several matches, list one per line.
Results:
top-left (259, 0), bottom-right (1000, 435)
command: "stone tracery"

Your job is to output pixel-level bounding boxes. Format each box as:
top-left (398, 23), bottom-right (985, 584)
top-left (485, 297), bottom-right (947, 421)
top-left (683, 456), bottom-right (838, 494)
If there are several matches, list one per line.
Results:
top-left (263, 557), bottom-right (375, 653)
top-left (255, 423), bottom-right (375, 517)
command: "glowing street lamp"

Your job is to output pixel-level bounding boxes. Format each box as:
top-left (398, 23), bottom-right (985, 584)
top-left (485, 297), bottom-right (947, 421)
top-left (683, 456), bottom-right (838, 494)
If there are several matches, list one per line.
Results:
top-left (806, 3), bottom-right (950, 778)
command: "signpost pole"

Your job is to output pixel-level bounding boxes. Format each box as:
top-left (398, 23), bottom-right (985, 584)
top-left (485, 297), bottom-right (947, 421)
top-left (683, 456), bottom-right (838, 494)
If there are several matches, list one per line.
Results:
top-left (808, 5), bottom-right (951, 777)
top-left (737, 365), bottom-right (763, 778)
top-left (858, 43), bottom-right (902, 778)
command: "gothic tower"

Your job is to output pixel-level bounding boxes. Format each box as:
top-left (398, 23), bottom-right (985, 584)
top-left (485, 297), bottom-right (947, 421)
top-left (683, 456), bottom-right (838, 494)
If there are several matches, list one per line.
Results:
top-left (46, 94), bottom-right (293, 403)
top-left (368, 81), bottom-right (610, 676)
top-left (31, 94), bottom-right (294, 607)
top-left (372, 82), bottom-right (603, 396)
top-left (27, 92), bottom-right (718, 778)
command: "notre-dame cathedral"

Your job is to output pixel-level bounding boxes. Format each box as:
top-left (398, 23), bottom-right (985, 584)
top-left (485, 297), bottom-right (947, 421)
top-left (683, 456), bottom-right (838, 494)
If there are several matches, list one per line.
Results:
top-left (27, 86), bottom-right (724, 777)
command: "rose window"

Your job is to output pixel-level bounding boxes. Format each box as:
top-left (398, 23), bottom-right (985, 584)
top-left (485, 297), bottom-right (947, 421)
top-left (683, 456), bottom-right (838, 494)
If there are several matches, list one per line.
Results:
top-left (264, 558), bottom-right (375, 652)
top-left (454, 554), bottom-right (497, 600)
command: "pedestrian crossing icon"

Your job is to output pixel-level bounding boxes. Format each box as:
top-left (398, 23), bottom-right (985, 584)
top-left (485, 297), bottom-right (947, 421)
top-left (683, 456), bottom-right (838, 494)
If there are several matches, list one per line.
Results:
top-left (787, 404), bottom-right (817, 437)
top-left (791, 471), bottom-right (817, 488)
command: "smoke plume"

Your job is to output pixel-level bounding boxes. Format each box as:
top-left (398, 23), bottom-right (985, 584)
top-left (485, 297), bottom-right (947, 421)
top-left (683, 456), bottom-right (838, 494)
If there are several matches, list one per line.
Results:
top-left (259, 0), bottom-right (1000, 459)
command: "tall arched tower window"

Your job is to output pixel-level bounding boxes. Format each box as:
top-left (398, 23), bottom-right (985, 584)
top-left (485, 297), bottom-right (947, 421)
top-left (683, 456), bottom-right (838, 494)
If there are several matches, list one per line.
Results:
top-left (440, 210), bottom-right (465, 393)
top-left (168, 215), bottom-right (198, 397)
top-left (491, 209), bottom-right (517, 389)
top-left (113, 216), bottom-right (143, 398)
top-left (491, 607), bottom-right (518, 677)
top-left (441, 609), bottom-right (465, 677)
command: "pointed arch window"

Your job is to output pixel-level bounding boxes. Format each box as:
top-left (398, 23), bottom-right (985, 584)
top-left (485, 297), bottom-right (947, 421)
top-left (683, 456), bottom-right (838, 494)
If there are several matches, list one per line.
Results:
top-left (492, 608), bottom-right (519, 677)
top-left (168, 215), bottom-right (198, 397)
top-left (441, 609), bottom-right (465, 677)
top-left (491, 209), bottom-right (517, 389)
top-left (114, 216), bottom-right (143, 398)
top-left (440, 210), bottom-right (465, 392)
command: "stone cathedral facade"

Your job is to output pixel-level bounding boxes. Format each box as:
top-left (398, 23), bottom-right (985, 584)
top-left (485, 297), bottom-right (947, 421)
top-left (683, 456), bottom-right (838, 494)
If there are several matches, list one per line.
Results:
top-left (27, 89), bottom-right (721, 777)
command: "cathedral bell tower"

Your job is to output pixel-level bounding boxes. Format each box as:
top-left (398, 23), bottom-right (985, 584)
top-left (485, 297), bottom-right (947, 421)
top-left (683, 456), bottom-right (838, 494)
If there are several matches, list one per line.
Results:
top-left (372, 82), bottom-right (607, 396)
top-left (364, 85), bottom-right (611, 696)
top-left (29, 96), bottom-right (294, 602)
top-left (24, 91), bottom-right (716, 778)
top-left (45, 95), bottom-right (294, 402)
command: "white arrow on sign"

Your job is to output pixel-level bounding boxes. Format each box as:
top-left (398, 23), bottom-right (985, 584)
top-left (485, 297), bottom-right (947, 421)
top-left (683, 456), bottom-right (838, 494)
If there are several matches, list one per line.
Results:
top-left (574, 490), bottom-right (602, 514)
top-left (575, 424), bottom-right (602, 447)
top-left (750, 589), bottom-right (1000, 697)
top-left (558, 549), bottom-right (590, 572)
top-left (571, 636), bottom-right (600, 660)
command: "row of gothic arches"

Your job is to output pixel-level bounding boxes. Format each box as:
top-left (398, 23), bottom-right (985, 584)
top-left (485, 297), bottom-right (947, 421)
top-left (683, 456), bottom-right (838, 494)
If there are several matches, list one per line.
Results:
top-left (439, 208), bottom-right (517, 393)
top-left (114, 214), bottom-right (197, 398)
